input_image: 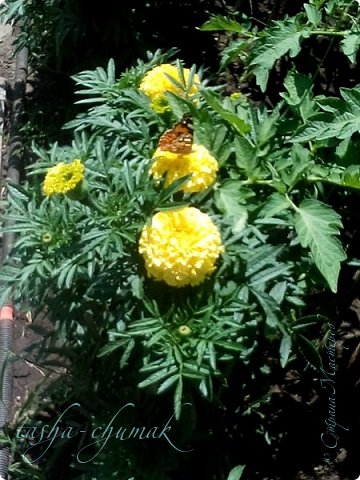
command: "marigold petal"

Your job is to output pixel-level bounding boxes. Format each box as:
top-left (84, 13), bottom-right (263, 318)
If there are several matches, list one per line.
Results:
top-left (139, 207), bottom-right (224, 287)
top-left (139, 64), bottom-right (200, 106)
top-left (150, 144), bottom-right (218, 193)
top-left (43, 159), bottom-right (84, 196)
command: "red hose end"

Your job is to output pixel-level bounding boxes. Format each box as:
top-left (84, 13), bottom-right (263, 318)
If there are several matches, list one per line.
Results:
top-left (0, 306), bottom-right (14, 321)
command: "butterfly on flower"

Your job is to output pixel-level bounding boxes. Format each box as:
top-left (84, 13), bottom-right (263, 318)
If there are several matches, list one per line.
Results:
top-left (158, 114), bottom-right (193, 154)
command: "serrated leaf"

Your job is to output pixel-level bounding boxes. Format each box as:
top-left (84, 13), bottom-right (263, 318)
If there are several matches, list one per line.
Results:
top-left (294, 199), bottom-right (346, 292)
top-left (220, 39), bottom-right (249, 70)
top-left (304, 4), bottom-right (322, 26)
top-left (201, 90), bottom-right (251, 135)
top-left (281, 71), bottom-right (313, 106)
top-left (234, 136), bottom-right (258, 173)
top-left (280, 70), bottom-right (315, 120)
top-left (291, 85), bottom-right (360, 141)
top-left (250, 19), bottom-right (310, 92)
top-left (215, 181), bottom-right (250, 232)
top-left (342, 165), bottom-right (360, 189)
top-left (282, 144), bottom-right (311, 188)
top-left (335, 137), bottom-right (360, 167)
top-left (340, 32), bottom-right (360, 64)
top-left (259, 193), bottom-right (290, 217)
top-left (199, 16), bottom-right (245, 33)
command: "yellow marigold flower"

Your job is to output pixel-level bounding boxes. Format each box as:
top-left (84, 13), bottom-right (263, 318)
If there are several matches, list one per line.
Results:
top-left (139, 64), bottom-right (200, 111)
top-left (151, 144), bottom-right (218, 193)
top-left (139, 207), bottom-right (224, 287)
top-left (43, 159), bottom-right (84, 197)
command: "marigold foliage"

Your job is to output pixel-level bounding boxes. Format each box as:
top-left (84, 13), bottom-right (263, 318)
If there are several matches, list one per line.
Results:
top-left (43, 159), bottom-right (84, 196)
top-left (138, 207), bottom-right (224, 287)
top-left (139, 63), bottom-right (200, 112)
top-left (151, 144), bottom-right (219, 193)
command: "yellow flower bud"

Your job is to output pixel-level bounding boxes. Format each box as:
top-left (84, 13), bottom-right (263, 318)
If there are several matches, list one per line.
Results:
top-left (178, 325), bottom-right (192, 336)
top-left (41, 232), bottom-right (53, 244)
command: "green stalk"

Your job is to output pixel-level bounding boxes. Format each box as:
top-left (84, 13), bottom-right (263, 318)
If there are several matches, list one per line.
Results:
top-left (309, 29), bottom-right (349, 37)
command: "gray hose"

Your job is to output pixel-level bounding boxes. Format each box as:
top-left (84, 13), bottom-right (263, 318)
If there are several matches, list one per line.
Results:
top-left (0, 45), bottom-right (29, 480)
top-left (1, 46), bottom-right (29, 263)
top-left (0, 316), bottom-right (14, 479)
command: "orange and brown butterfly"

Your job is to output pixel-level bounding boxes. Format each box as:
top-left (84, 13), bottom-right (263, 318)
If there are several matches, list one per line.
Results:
top-left (158, 114), bottom-right (193, 154)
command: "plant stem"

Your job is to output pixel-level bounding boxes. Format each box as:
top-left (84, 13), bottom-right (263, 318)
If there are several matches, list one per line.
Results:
top-left (306, 175), bottom-right (346, 187)
top-left (285, 194), bottom-right (299, 212)
top-left (310, 30), bottom-right (349, 37)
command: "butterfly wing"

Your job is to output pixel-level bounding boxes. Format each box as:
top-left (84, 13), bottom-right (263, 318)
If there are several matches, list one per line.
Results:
top-left (158, 114), bottom-right (193, 154)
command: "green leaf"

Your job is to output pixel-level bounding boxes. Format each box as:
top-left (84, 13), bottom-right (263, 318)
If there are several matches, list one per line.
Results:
top-left (220, 39), bottom-right (249, 70)
top-left (269, 281), bottom-right (287, 304)
top-left (250, 19), bottom-right (310, 92)
top-left (280, 70), bottom-right (315, 120)
top-left (294, 333), bottom-right (323, 370)
top-left (294, 199), bottom-right (346, 292)
top-left (201, 90), bottom-right (251, 135)
top-left (174, 377), bottom-right (183, 420)
top-left (304, 4), bottom-right (322, 26)
top-left (215, 181), bottom-right (251, 232)
top-left (280, 334), bottom-right (292, 368)
top-left (250, 264), bottom-right (292, 287)
top-left (340, 31), bottom-right (360, 64)
top-left (120, 338), bottom-right (135, 369)
top-left (282, 144), bottom-right (311, 188)
top-left (199, 16), bottom-right (245, 33)
top-left (291, 85), bottom-right (360, 141)
top-left (335, 137), bottom-right (360, 168)
top-left (138, 366), bottom-right (178, 389)
top-left (98, 342), bottom-right (123, 358)
top-left (281, 71), bottom-right (312, 106)
top-left (342, 165), bottom-right (360, 189)
top-left (250, 288), bottom-right (284, 333)
top-left (292, 314), bottom-right (326, 331)
top-left (259, 193), bottom-right (290, 217)
top-left (234, 136), bottom-right (258, 174)
top-left (157, 374), bottom-right (180, 394)
top-left (227, 465), bottom-right (245, 480)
